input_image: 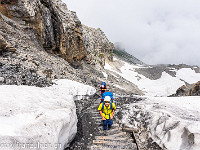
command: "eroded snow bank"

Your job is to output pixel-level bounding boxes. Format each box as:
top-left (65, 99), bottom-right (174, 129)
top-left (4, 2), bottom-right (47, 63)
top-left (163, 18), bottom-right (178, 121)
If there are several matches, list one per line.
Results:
top-left (122, 96), bottom-right (200, 150)
top-left (0, 79), bottom-right (96, 150)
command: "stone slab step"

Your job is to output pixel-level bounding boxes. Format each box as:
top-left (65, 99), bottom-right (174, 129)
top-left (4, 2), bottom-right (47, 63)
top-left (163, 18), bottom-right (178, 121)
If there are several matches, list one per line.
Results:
top-left (91, 115), bottom-right (101, 118)
top-left (122, 127), bottom-right (138, 132)
top-left (92, 116), bottom-right (102, 119)
top-left (89, 105), bottom-right (99, 108)
top-left (92, 111), bottom-right (100, 114)
top-left (89, 145), bottom-right (135, 150)
top-left (92, 140), bottom-right (134, 146)
top-left (90, 147), bottom-right (113, 150)
top-left (96, 124), bottom-right (119, 127)
top-left (93, 119), bottom-right (102, 122)
top-left (89, 145), bottom-right (113, 150)
top-left (98, 129), bottom-right (123, 135)
top-left (108, 132), bottom-right (126, 136)
top-left (105, 128), bottom-right (122, 132)
top-left (95, 136), bottom-right (127, 141)
top-left (112, 124), bottom-right (119, 127)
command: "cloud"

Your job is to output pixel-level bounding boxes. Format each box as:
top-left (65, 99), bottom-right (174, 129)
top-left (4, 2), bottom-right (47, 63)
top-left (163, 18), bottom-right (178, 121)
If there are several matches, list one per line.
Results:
top-left (64, 0), bottom-right (200, 66)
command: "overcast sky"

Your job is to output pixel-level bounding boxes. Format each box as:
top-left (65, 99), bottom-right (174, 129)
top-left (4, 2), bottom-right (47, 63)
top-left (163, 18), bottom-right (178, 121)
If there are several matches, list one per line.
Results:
top-left (64, 0), bottom-right (200, 66)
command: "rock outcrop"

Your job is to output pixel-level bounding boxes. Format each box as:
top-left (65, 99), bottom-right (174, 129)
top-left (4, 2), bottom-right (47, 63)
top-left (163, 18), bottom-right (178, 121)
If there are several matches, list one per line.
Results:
top-left (0, 34), bottom-right (16, 53)
top-left (0, 0), bottom-right (86, 63)
top-left (0, 0), bottom-right (117, 89)
top-left (189, 81), bottom-right (200, 96)
top-left (172, 81), bottom-right (200, 96)
top-left (82, 25), bottom-right (115, 65)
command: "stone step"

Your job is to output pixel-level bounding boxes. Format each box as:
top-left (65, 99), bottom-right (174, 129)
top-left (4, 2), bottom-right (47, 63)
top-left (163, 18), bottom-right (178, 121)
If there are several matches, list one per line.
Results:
top-left (92, 140), bottom-right (134, 146)
top-left (91, 104), bottom-right (99, 106)
top-left (95, 125), bottom-right (120, 131)
top-left (95, 119), bottom-right (103, 122)
top-left (91, 115), bottom-right (101, 118)
top-left (90, 146), bottom-right (113, 150)
top-left (88, 108), bottom-right (98, 111)
top-left (89, 145), bottom-right (113, 150)
top-left (90, 144), bottom-right (137, 150)
top-left (108, 132), bottom-right (126, 136)
top-left (91, 116), bottom-right (102, 119)
top-left (95, 122), bottom-right (102, 126)
top-left (107, 128), bottom-right (122, 132)
top-left (99, 127), bottom-right (121, 131)
top-left (95, 129), bottom-right (127, 136)
top-left (122, 127), bottom-right (137, 132)
top-left (95, 136), bottom-right (127, 141)
top-left (92, 115), bottom-right (100, 118)
top-left (112, 124), bottom-right (119, 127)
top-left (92, 111), bottom-right (100, 114)
top-left (98, 128), bottom-right (123, 135)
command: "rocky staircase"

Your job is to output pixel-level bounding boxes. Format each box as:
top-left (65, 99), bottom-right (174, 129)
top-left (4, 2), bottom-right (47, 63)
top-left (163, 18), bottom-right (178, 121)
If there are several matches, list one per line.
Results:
top-left (87, 99), bottom-right (138, 150)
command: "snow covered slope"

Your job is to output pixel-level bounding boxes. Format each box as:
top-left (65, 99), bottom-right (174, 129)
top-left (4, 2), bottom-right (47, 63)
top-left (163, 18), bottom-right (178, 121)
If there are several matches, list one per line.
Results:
top-left (0, 79), bottom-right (96, 150)
top-left (122, 96), bottom-right (200, 150)
top-left (105, 57), bottom-right (200, 96)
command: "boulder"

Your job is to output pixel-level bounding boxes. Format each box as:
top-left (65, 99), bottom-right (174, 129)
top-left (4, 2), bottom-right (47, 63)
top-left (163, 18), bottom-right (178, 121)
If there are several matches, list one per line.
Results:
top-left (189, 81), bottom-right (200, 96)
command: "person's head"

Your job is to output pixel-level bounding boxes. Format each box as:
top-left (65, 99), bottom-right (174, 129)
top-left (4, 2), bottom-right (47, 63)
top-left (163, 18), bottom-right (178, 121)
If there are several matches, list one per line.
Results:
top-left (101, 82), bottom-right (106, 87)
top-left (104, 96), bottom-right (111, 107)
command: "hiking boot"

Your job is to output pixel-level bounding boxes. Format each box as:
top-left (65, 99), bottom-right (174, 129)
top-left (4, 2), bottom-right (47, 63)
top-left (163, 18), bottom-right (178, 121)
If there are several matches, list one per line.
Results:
top-left (108, 125), bottom-right (112, 130)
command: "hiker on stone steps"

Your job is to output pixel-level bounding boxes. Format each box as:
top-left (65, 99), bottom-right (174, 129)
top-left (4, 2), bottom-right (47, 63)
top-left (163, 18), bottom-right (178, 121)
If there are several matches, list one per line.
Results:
top-left (100, 91), bottom-right (113, 103)
top-left (98, 96), bottom-right (116, 130)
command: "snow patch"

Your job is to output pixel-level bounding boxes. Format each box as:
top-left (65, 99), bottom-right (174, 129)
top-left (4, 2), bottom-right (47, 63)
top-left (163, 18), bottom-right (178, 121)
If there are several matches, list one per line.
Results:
top-left (104, 62), bottom-right (113, 70)
top-left (113, 84), bottom-right (125, 90)
top-left (176, 68), bottom-right (200, 84)
top-left (105, 59), bottom-right (185, 96)
top-left (122, 96), bottom-right (200, 150)
top-left (0, 79), bottom-right (96, 150)
top-left (102, 72), bottom-right (108, 79)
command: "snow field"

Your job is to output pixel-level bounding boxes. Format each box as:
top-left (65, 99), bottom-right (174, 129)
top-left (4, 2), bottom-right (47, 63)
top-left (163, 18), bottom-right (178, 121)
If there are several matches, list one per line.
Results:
top-left (105, 57), bottom-right (200, 96)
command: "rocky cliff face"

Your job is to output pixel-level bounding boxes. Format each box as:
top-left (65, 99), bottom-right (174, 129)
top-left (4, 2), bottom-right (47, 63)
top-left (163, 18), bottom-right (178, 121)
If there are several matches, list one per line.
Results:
top-left (0, 0), bottom-right (143, 95)
top-left (0, 0), bottom-right (86, 63)
top-left (0, 0), bottom-right (112, 84)
top-left (82, 25), bottom-right (115, 65)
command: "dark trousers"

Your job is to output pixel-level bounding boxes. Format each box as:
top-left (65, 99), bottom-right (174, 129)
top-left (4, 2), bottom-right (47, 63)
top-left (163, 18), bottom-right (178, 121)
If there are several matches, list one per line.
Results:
top-left (103, 119), bottom-right (113, 130)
